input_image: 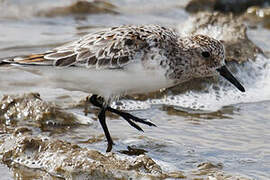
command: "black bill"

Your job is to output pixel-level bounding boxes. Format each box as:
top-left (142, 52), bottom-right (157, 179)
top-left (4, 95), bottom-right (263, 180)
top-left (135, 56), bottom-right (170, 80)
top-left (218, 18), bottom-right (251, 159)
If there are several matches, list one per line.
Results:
top-left (216, 66), bottom-right (245, 92)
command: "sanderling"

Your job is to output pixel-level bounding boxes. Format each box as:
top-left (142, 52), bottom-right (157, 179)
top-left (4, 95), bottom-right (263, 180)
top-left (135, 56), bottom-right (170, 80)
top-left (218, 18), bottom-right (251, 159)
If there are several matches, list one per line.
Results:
top-left (1, 25), bottom-right (245, 152)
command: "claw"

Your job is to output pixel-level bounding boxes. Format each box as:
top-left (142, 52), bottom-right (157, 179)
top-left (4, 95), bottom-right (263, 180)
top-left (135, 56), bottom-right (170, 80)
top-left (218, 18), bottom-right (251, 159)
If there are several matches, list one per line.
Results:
top-left (124, 118), bottom-right (144, 132)
top-left (107, 106), bottom-right (157, 127)
top-left (88, 94), bottom-right (156, 152)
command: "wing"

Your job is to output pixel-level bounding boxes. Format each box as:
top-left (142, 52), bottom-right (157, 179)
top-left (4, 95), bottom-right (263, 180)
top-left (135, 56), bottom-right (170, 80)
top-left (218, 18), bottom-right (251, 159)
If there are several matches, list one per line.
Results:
top-left (2, 25), bottom-right (178, 69)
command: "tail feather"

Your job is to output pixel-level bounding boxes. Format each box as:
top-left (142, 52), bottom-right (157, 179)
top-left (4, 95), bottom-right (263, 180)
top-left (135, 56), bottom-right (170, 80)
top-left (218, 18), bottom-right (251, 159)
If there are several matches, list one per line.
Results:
top-left (0, 58), bottom-right (9, 65)
top-left (0, 52), bottom-right (54, 66)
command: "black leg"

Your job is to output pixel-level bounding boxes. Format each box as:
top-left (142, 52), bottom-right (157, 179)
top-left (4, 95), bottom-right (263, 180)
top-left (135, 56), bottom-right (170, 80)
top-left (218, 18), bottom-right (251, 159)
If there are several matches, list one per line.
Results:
top-left (89, 95), bottom-right (113, 152)
top-left (88, 94), bottom-right (157, 152)
top-left (98, 107), bottom-right (113, 152)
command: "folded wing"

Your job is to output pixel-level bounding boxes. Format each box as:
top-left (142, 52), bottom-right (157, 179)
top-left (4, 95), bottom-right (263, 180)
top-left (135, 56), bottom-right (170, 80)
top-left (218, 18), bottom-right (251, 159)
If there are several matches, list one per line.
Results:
top-left (2, 25), bottom-right (176, 69)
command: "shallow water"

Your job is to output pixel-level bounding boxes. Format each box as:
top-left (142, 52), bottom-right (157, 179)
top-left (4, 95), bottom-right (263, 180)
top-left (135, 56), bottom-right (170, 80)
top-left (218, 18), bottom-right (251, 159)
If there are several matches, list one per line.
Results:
top-left (1, 0), bottom-right (270, 179)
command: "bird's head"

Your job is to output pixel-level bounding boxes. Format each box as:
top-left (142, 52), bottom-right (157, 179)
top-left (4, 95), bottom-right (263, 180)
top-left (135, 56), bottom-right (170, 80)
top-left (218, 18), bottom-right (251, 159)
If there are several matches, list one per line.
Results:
top-left (170, 34), bottom-right (245, 92)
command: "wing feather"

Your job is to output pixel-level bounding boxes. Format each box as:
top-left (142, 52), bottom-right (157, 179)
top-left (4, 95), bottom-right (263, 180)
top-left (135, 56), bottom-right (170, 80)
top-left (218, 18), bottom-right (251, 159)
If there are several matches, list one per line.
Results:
top-left (50, 25), bottom-right (164, 69)
top-left (44, 51), bottom-right (75, 60)
top-left (2, 25), bottom-right (178, 69)
top-left (53, 55), bottom-right (77, 67)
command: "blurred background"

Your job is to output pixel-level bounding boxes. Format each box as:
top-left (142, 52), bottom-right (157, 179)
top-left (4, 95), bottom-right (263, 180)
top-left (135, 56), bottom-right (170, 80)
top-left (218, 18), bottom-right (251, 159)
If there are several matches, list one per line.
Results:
top-left (1, 0), bottom-right (270, 179)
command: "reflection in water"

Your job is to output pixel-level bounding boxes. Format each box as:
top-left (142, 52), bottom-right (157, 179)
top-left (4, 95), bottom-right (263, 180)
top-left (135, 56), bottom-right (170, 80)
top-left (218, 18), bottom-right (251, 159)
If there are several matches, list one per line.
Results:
top-left (164, 105), bottom-right (234, 121)
top-left (119, 145), bottom-right (148, 156)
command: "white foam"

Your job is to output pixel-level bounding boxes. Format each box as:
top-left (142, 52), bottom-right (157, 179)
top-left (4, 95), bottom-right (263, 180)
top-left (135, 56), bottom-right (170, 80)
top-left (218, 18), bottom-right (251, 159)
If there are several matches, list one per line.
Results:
top-left (117, 54), bottom-right (270, 111)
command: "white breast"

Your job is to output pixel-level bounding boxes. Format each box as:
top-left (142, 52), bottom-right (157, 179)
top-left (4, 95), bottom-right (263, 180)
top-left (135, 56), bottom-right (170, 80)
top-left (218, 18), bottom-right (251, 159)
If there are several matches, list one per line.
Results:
top-left (23, 62), bottom-right (175, 101)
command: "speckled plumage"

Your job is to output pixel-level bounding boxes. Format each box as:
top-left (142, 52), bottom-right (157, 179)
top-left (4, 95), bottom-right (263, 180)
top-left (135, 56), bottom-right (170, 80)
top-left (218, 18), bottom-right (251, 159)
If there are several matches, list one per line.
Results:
top-left (3, 25), bottom-right (225, 101)
top-left (1, 25), bottom-right (244, 152)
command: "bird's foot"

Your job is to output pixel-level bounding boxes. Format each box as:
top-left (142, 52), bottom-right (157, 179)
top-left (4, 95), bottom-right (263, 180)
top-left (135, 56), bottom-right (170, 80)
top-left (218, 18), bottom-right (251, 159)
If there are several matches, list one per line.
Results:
top-left (107, 106), bottom-right (156, 131)
top-left (88, 94), bottom-right (156, 152)
top-left (89, 94), bottom-right (156, 131)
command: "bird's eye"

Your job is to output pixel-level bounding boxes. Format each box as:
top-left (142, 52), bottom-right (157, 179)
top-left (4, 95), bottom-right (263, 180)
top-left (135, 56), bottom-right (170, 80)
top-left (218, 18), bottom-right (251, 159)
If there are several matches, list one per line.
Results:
top-left (201, 51), bottom-right (210, 58)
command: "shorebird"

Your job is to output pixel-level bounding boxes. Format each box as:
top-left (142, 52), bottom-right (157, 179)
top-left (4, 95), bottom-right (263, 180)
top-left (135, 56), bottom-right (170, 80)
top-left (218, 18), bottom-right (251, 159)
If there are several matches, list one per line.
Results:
top-left (1, 25), bottom-right (245, 152)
